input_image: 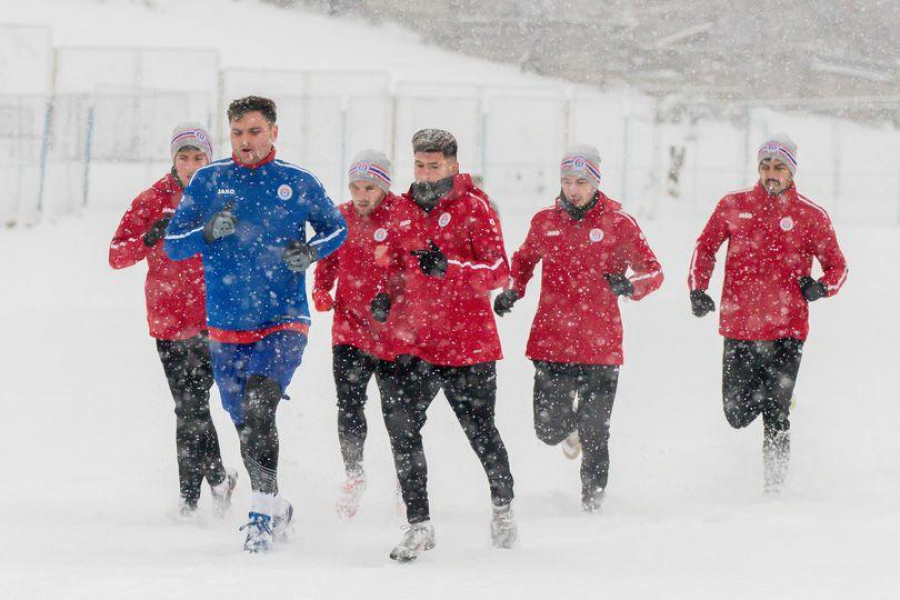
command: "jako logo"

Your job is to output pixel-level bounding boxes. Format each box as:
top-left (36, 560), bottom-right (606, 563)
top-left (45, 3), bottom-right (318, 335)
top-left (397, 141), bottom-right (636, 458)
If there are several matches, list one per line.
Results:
top-left (217, 189), bottom-right (236, 195)
top-left (739, 212), bottom-right (753, 219)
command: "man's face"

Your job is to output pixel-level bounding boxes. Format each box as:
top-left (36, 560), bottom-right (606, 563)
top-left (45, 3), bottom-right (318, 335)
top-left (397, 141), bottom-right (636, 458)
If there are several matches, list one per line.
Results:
top-left (230, 111), bottom-right (278, 164)
top-left (758, 159), bottom-right (793, 195)
top-left (349, 181), bottom-right (386, 216)
top-left (561, 176), bottom-right (596, 207)
top-left (173, 148), bottom-right (209, 186)
top-left (414, 151), bottom-right (458, 183)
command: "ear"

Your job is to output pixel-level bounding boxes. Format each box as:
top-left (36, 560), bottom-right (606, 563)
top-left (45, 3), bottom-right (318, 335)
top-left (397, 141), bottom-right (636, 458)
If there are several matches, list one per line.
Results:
top-left (271, 124), bottom-right (279, 142)
top-left (451, 159), bottom-right (459, 175)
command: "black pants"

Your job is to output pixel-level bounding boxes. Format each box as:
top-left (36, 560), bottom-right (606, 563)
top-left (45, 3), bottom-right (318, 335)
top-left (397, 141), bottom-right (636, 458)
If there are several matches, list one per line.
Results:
top-left (156, 334), bottom-right (225, 506)
top-left (533, 361), bottom-right (619, 495)
top-left (382, 356), bottom-right (515, 524)
top-left (723, 338), bottom-right (803, 488)
top-left (722, 338), bottom-right (803, 433)
top-left (333, 344), bottom-right (391, 474)
top-left (235, 375), bottom-right (282, 496)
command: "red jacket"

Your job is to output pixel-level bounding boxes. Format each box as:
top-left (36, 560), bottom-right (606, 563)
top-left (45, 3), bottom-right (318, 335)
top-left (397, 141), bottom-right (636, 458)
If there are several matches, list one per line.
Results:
top-left (384, 174), bottom-right (509, 366)
top-left (109, 173), bottom-right (207, 340)
top-left (509, 193), bottom-right (663, 365)
top-left (312, 194), bottom-right (399, 360)
top-left (689, 183), bottom-right (848, 341)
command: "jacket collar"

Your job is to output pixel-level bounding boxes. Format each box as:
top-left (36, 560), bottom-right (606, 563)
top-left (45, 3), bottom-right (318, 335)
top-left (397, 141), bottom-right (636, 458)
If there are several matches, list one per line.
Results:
top-left (556, 190), bottom-right (621, 220)
top-left (232, 147), bottom-right (277, 169)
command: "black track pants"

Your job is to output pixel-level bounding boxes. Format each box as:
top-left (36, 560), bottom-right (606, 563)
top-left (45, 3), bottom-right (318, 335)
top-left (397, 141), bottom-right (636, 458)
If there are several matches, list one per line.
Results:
top-left (532, 361), bottom-right (619, 494)
top-left (332, 344), bottom-right (391, 473)
top-left (382, 356), bottom-right (515, 524)
top-left (156, 334), bottom-right (225, 506)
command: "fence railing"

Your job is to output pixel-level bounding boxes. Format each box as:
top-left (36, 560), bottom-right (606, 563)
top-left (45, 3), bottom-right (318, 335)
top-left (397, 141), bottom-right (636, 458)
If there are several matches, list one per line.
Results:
top-left (3, 23), bottom-right (899, 227)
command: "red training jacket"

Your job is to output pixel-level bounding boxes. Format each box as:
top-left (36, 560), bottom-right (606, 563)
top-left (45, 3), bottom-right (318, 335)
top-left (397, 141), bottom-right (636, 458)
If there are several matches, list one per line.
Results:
top-left (109, 173), bottom-right (207, 340)
top-left (689, 183), bottom-right (848, 341)
top-left (383, 173), bottom-right (509, 366)
top-left (509, 192), bottom-right (663, 365)
top-left (312, 194), bottom-right (399, 360)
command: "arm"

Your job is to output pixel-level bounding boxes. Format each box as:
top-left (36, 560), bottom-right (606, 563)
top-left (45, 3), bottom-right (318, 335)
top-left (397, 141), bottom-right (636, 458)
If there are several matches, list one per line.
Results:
top-left (443, 200), bottom-right (510, 294)
top-left (811, 214), bottom-right (848, 297)
top-left (312, 250), bottom-right (340, 311)
top-left (109, 189), bottom-right (160, 269)
top-left (688, 199), bottom-right (730, 291)
top-left (164, 173), bottom-right (210, 261)
top-left (616, 212), bottom-right (664, 301)
top-left (305, 183), bottom-right (348, 261)
top-left (507, 215), bottom-right (543, 298)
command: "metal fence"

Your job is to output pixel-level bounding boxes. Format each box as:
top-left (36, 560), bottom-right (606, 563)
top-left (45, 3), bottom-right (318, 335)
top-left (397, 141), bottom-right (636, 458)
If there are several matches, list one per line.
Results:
top-left (2, 23), bottom-right (899, 226)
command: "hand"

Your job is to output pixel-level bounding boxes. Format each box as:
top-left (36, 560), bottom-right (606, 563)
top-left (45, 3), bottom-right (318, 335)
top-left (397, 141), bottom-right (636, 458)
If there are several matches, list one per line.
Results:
top-left (142, 217), bottom-right (171, 247)
top-left (203, 210), bottom-right (237, 243)
top-left (283, 240), bottom-right (317, 273)
top-left (371, 293), bottom-right (391, 323)
top-left (690, 289), bottom-right (716, 317)
top-left (410, 240), bottom-right (448, 278)
top-left (604, 273), bottom-right (634, 298)
top-left (493, 289), bottom-right (519, 317)
top-left (798, 276), bottom-right (827, 302)
top-left (312, 290), bottom-right (334, 312)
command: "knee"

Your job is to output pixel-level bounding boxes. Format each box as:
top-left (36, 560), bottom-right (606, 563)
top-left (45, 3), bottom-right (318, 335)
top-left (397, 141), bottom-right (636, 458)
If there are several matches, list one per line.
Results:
top-left (534, 411), bottom-right (568, 445)
top-left (723, 402), bottom-right (754, 429)
top-left (243, 375), bottom-right (281, 428)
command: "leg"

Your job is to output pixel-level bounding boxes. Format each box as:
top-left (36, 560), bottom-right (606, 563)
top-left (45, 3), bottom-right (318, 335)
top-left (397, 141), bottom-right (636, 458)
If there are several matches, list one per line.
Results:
top-left (333, 345), bottom-right (377, 474)
top-left (381, 355), bottom-right (440, 524)
top-left (180, 333), bottom-right (226, 487)
top-left (157, 337), bottom-right (213, 508)
top-left (576, 365), bottom-right (619, 497)
top-left (722, 339), bottom-right (767, 429)
top-left (441, 362), bottom-right (515, 508)
top-left (760, 339), bottom-right (804, 492)
top-left (238, 331), bottom-right (309, 502)
top-left (532, 360), bottom-right (580, 446)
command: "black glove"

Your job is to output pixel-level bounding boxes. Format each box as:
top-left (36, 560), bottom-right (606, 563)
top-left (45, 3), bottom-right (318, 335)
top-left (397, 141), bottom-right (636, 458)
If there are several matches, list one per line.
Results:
top-left (283, 240), bottom-right (317, 273)
top-left (142, 217), bottom-right (171, 247)
top-left (690, 289), bottom-right (716, 317)
top-left (604, 273), bottom-right (634, 298)
top-left (799, 276), bottom-right (827, 302)
top-left (411, 240), bottom-right (448, 278)
top-left (203, 210), bottom-right (237, 243)
top-left (371, 293), bottom-right (392, 323)
top-left (493, 289), bottom-right (520, 317)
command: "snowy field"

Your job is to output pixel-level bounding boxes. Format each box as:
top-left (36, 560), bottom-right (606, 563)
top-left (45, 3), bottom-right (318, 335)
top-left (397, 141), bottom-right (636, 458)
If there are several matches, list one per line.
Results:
top-left (1, 190), bottom-right (898, 599)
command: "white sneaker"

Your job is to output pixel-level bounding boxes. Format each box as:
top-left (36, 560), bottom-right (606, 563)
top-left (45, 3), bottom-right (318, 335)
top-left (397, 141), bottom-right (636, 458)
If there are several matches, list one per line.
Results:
top-left (336, 469), bottom-right (367, 520)
top-left (176, 497), bottom-right (199, 521)
top-left (210, 468), bottom-right (238, 518)
top-left (490, 502), bottom-right (518, 549)
top-left (240, 512), bottom-right (273, 554)
top-left (561, 431), bottom-right (582, 460)
top-left (272, 499), bottom-right (294, 543)
top-left (389, 521), bottom-right (436, 562)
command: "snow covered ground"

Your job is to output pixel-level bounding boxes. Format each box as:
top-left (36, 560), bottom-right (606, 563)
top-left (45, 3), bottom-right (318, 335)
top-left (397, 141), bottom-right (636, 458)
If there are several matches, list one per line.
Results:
top-left (1, 191), bottom-right (898, 599)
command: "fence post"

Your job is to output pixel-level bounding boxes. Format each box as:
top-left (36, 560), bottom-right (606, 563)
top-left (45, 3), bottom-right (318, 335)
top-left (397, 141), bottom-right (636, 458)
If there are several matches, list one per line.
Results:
top-left (82, 101), bottom-right (95, 208)
top-left (339, 97), bottom-right (349, 192)
top-left (621, 114), bottom-right (630, 206)
top-left (479, 94), bottom-right (489, 183)
top-left (36, 96), bottom-right (54, 215)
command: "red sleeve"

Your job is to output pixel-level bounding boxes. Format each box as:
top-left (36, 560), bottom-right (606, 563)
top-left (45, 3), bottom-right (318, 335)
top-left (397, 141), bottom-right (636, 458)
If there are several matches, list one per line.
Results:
top-left (508, 214), bottom-right (544, 298)
top-left (689, 198), bottom-right (730, 291)
top-left (443, 199), bottom-right (510, 294)
top-left (108, 189), bottom-right (161, 270)
top-left (313, 250), bottom-right (340, 295)
top-left (615, 212), bottom-right (663, 301)
top-left (812, 213), bottom-right (848, 297)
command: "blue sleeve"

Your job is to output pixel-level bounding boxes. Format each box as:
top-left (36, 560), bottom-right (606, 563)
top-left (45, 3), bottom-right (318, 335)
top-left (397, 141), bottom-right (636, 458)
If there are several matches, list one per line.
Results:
top-left (305, 179), bottom-right (347, 260)
top-left (165, 172), bottom-right (210, 260)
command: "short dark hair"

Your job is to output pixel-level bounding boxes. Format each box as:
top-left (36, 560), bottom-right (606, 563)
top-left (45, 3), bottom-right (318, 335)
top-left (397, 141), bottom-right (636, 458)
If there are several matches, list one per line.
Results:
top-left (228, 96), bottom-right (277, 124)
top-left (411, 129), bottom-right (458, 158)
